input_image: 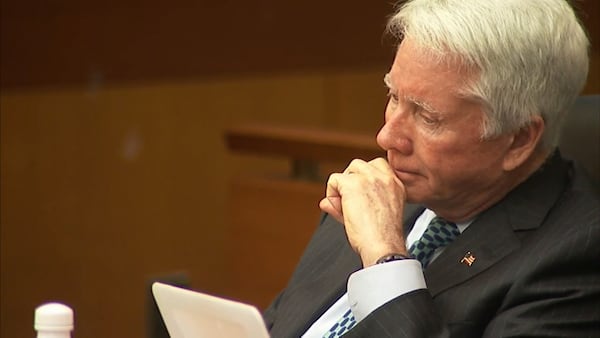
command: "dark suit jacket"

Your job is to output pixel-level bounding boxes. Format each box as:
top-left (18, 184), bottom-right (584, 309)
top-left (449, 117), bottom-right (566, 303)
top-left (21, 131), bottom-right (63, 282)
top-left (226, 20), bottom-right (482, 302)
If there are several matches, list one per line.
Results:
top-left (263, 152), bottom-right (600, 337)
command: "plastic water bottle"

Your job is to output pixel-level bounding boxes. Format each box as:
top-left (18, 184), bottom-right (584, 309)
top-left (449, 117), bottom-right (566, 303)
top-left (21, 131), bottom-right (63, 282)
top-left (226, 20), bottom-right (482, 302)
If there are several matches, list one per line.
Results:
top-left (34, 303), bottom-right (73, 338)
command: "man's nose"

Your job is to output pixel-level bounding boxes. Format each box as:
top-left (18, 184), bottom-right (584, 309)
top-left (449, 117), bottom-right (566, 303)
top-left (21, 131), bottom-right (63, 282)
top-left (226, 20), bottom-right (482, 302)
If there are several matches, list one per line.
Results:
top-left (377, 113), bottom-right (413, 155)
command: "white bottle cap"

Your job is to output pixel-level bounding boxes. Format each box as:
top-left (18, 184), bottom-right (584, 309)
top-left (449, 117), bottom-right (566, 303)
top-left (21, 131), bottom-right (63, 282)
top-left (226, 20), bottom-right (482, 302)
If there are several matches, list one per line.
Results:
top-left (34, 303), bottom-right (74, 331)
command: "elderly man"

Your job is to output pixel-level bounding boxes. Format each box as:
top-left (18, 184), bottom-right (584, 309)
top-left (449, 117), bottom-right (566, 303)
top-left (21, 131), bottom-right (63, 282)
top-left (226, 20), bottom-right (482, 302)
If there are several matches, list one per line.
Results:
top-left (264, 0), bottom-right (599, 337)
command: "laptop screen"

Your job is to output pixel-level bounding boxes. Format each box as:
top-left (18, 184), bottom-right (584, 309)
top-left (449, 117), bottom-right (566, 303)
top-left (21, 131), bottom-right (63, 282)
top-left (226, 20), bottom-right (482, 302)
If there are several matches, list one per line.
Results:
top-left (152, 282), bottom-right (270, 338)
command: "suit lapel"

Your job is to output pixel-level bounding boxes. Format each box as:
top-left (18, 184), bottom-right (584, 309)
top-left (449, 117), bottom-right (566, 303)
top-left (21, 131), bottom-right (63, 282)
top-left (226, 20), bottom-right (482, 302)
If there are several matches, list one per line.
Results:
top-left (425, 204), bottom-right (520, 296)
top-left (402, 203), bottom-right (520, 297)
top-left (423, 151), bottom-right (570, 297)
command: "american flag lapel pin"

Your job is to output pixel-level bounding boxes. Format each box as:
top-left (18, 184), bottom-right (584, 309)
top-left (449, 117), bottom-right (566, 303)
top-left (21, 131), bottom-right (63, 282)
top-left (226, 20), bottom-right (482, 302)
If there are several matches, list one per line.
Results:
top-left (460, 251), bottom-right (476, 267)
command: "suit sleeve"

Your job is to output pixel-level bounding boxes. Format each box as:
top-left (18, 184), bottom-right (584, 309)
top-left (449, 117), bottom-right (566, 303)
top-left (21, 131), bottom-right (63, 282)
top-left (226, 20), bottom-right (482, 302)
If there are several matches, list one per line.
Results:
top-left (344, 289), bottom-right (448, 338)
top-left (262, 290), bottom-right (282, 331)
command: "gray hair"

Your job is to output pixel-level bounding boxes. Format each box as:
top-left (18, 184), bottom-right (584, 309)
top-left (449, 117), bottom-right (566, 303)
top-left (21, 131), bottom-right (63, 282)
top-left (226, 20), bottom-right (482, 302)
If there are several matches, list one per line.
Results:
top-left (387, 0), bottom-right (589, 149)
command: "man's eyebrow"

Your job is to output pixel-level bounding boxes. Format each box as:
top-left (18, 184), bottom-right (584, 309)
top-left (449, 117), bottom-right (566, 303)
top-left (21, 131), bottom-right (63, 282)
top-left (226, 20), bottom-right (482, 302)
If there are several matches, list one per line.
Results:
top-left (406, 95), bottom-right (443, 115)
top-left (384, 73), bottom-right (443, 114)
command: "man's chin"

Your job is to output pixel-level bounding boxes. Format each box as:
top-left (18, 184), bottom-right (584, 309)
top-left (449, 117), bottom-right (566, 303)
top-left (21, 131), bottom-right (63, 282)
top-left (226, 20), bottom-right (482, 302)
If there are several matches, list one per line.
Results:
top-left (404, 188), bottom-right (430, 205)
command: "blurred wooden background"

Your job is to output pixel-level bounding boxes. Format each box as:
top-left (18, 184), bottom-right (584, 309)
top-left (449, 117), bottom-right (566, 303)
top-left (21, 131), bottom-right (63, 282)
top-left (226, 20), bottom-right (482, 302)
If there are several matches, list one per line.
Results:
top-left (1, 1), bottom-right (598, 337)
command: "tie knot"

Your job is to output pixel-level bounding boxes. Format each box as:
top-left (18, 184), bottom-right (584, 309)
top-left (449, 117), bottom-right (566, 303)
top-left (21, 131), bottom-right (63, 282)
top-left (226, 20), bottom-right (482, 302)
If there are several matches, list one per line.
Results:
top-left (424, 217), bottom-right (459, 245)
top-left (409, 216), bottom-right (460, 268)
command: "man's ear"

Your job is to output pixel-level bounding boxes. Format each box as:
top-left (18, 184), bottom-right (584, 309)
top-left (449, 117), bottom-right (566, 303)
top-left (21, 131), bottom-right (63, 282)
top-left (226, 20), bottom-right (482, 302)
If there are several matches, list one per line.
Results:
top-left (502, 115), bottom-right (545, 171)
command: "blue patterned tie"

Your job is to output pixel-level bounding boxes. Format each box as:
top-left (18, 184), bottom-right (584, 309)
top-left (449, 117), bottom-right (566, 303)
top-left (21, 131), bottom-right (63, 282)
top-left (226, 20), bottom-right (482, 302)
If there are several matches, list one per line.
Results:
top-left (323, 308), bottom-right (357, 337)
top-left (409, 216), bottom-right (460, 268)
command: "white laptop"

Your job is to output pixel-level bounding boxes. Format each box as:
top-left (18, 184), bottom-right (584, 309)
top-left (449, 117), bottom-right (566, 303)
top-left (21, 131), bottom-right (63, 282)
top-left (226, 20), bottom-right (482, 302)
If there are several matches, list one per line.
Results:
top-left (152, 282), bottom-right (270, 338)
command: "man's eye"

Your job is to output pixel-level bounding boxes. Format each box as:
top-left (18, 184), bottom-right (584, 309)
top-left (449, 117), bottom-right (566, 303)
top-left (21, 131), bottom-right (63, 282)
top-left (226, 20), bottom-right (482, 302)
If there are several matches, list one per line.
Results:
top-left (387, 91), bottom-right (399, 103)
top-left (419, 112), bottom-right (438, 126)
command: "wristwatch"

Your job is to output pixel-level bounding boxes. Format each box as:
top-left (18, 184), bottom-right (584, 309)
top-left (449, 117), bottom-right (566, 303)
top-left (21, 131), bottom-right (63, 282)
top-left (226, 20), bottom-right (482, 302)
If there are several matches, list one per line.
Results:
top-left (376, 253), bottom-right (411, 264)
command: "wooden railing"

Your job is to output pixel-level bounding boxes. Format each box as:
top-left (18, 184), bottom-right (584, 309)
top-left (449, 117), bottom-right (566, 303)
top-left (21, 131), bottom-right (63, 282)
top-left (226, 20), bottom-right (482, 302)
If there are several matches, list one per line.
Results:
top-left (225, 124), bottom-right (383, 181)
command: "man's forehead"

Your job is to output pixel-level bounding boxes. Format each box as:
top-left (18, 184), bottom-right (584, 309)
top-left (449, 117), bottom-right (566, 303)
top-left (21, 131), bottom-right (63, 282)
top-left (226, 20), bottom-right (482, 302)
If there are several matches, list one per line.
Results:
top-left (394, 38), bottom-right (476, 75)
top-left (389, 42), bottom-right (478, 97)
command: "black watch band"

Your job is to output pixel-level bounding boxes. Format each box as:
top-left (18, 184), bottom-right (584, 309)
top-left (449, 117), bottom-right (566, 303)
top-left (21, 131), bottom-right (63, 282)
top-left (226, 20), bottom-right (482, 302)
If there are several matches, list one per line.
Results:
top-left (376, 253), bottom-right (411, 264)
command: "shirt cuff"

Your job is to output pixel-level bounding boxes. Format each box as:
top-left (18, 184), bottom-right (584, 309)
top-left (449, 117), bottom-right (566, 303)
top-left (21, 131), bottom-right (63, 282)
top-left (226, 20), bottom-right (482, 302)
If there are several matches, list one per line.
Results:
top-left (347, 259), bottom-right (426, 322)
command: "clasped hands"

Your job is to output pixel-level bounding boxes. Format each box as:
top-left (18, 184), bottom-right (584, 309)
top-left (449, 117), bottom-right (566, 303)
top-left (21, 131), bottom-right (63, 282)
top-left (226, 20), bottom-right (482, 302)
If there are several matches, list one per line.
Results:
top-left (319, 158), bottom-right (408, 267)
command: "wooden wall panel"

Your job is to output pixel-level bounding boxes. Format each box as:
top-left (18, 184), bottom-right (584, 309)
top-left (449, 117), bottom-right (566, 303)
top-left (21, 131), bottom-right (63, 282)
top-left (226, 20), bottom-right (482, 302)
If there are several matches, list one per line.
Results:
top-left (0, 0), bottom-right (393, 88)
top-left (2, 0), bottom-right (597, 91)
top-left (0, 72), bottom-right (345, 338)
top-left (225, 177), bottom-right (324, 310)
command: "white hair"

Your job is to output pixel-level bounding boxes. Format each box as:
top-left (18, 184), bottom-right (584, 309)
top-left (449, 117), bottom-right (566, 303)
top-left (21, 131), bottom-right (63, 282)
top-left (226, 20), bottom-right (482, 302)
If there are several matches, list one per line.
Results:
top-left (387, 0), bottom-right (590, 149)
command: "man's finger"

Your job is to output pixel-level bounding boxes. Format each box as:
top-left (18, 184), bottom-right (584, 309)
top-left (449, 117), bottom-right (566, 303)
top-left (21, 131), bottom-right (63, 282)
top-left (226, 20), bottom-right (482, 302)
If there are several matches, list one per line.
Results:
top-left (326, 173), bottom-right (344, 198)
top-left (319, 197), bottom-right (344, 223)
top-left (368, 157), bottom-right (392, 173)
top-left (344, 159), bottom-right (368, 175)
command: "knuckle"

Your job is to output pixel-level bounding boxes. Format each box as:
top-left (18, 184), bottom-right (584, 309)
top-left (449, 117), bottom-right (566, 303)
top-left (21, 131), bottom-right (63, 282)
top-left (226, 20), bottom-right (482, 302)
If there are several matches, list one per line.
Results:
top-left (349, 158), bottom-right (366, 169)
